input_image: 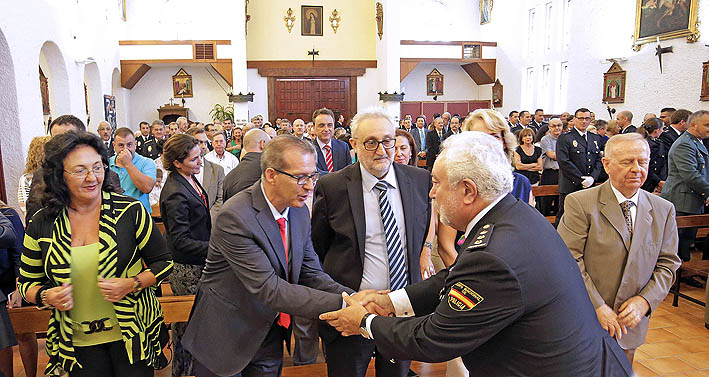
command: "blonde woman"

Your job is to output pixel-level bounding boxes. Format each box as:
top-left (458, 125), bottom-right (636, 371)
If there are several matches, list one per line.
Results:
top-left (18, 136), bottom-right (50, 217)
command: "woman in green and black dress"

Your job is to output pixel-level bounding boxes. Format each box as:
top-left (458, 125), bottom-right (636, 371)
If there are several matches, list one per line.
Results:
top-left (18, 131), bottom-right (173, 377)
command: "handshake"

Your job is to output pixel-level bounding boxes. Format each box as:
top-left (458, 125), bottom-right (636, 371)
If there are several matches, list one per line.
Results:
top-left (319, 290), bottom-right (395, 337)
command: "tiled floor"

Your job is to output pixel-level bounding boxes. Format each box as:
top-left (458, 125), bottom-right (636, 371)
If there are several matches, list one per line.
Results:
top-left (10, 284), bottom-right (708, 376)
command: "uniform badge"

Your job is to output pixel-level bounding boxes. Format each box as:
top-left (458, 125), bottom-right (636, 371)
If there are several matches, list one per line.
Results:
top-left (148, 146), bottom-right (152, 152)
top-left (447, 282), bottom-right (484, 311)
top-left (467, 224), bottom-right (494, 250)
top-left (572, 140), bottom-right (578, 147)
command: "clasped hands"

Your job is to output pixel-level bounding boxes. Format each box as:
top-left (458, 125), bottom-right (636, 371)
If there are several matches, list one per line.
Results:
top-left (42, 277), bottom-right (135, 311)
top-left (596, 296), bottom-right (650, 340)
top-left (319, 290), bottom-right (395, 337)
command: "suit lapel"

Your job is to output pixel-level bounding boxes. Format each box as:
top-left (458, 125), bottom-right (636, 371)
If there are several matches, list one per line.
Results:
top-left (174, 173), bottom-right (206, 208)
top-left (394, 164), bottom-right (416, 276)
top-left (252, 183), bottom-right (289, 278)
top-left (599, 183), bottom-right (631, 251)
top-left (313, 140), bottom-right (326, 171)
top-left (628, 190), bottom-right (652, 256)
top-left (289, 210), bottom-right (304, 284)
top-left (345, 163), bottom-right (367, 264)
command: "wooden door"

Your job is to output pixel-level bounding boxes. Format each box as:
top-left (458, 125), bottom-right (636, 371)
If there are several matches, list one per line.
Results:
top-left (275, 77), bottom-right (350, 123)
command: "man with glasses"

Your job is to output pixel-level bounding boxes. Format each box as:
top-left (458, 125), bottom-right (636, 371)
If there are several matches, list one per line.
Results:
top-left (110, 127), bottom-right (157, 213)
top-left (556, 108), bottom-right (604, 226)
top-left (312, 107), bottom-right (351, 175)
top-left (184, 135), bottom-right (355, 377)
top-left (312, 108), bottom-right (432, 377)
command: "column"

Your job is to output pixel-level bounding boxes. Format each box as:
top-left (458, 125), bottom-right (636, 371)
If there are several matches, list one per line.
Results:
top-left (231, 0), bottom-right (249, 125)
top-left (375, 0), bottom-right (402, 121)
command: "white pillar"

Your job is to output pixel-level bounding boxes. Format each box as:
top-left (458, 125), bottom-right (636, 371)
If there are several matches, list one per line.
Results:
top-left (375, 0), bottom-right (401, 121)
top-left (231, 0), bottom-right (249, 125)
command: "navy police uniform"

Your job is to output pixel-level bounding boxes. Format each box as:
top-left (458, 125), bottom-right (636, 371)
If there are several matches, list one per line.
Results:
top-left (555, 128), bottom-right (604, 225)
top-left (369, 194), bottom-right (633, 376)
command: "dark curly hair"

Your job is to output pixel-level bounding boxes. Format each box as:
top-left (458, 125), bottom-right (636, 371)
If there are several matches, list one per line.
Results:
top-left (41, 131), bottom-right (115, 216)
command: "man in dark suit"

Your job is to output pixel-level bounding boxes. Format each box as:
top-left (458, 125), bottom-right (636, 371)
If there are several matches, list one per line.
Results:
top-left (320, 132), bottom-right (633, 377)
top-left (135, 121), bottom-right (154, 157)
top-left (617, 110), bottom-right (637, 134)
top-left (312, 109), bottom-right (431, 377)
top-left (510, 110), bottom-right (536, 135)
top-left (555, 107), bottom-right (604, 225)
top-left (97, 121), bottom-right (115, 156)
top-left (186, 128), bottom-right (224, 222)
top-left (411, 116), bottom-right (427, 163)
top-left (532, 108), bottom-right (548, 131)
top-left (183, 136), bottom-right (356, 377)
top-left (442, 116), bottom-right (461, 140)
top-left (425, 117), bottom-right (445, 170)
top-left (507, 110), bottom-right (519, 130)
top-left (141, 120), bottom-right (165, 160)
top-left (661, 110), bottom-right (709, 263)
top-left (659, 109), bottom-right (691, 153)
top-left (312, 108), bottom-right (351, 175)
top-left (223, 129), bottom-right (270, 201)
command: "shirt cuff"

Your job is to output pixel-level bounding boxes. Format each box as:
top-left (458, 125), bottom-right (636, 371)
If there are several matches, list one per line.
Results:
top-left (389, 289), bottom-right (415, 317)
top-left (365, 313), bottom-right (377, 339)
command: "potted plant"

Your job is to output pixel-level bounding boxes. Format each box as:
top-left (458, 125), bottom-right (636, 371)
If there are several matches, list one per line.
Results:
top-left (210, 103), bottom-right (235, 122)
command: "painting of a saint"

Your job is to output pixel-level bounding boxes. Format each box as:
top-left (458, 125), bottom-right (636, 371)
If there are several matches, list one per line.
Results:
top-left (635, 0), bottom-right (698, 46)
top-left (602, 63), bottom-right (626, 104)
top-left (426, 69), bottom-right (444, 96)
top-left (480, 0), bottom-right (492, 24)
top-left (301, 6), bottom-right (323, 36)
top-left (172, 68), bottom-right (193, 98)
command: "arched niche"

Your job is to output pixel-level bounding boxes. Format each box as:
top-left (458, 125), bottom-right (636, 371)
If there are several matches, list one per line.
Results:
top-left (112, 68), bottom-right (127, 128)
top-left (83, 62), bottom-right (103, 132)
top-left (39, 41), bottom-right (71, 125)
top-left (0, 27), bottom-right (23, 206)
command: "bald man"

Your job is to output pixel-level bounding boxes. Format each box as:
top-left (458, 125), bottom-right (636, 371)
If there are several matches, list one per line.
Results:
top-left (223, 129), bottom-right (271, 201)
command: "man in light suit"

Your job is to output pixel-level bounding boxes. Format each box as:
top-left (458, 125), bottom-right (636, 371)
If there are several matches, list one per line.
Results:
top-left (312, 108), bottom-right (351, 175)
top-left (312, 108), bottom-right (431, 377)
top-left (661, 110), bottom-right (709, 262)
top-left (558, 133), bottom-right (681, 364)
top-left (187, 128), bottom-right (224, 222)
top-left (183, 135), bottom-right (356, 377)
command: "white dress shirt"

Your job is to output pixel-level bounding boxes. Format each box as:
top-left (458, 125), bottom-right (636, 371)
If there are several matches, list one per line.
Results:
top-left (359, 164), bottom-right (408, 292)
top-left (610, 184), bottom-right (639, 232)
top-left (261, 182), bottom-right (290, 253)
top-left (205, 150), bottom-right (239, 175)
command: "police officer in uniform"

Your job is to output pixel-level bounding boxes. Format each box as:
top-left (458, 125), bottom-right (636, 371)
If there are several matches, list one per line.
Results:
top-left (321, 132), bottom-right (632, 377)
top-left (555, 108), bottom-right (604, 226)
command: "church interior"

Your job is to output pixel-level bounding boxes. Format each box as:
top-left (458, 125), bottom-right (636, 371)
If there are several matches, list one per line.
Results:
top-left (1, 0), bottom-right (709, 376)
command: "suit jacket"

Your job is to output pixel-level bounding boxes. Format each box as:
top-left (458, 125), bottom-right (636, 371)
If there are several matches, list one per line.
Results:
top-left (411, 127), bottom-right (427, 153)
top-left (201, 159), bottom-right (224, 221)
top-left (223, 152), bottom-right (262, 202)
top-left (621, 125), bottom-right (637, 134)
top-left (313, 138), bottom-right (351, 175)
top-left (442, 130), bottom-right (461, 140)
top-left (369, 195), bottom-right (632, 376)
top-left (558, 182), bottom-right (681, 349)
top-left (159, 172), bottom-right (211, 265)
top-left (660, 131), bottom-right (709, 214)
top-left (182, 182), bottom-right (352, 376)
top-left (659, 127), bottom-right (681, 152)
top-left (641, 138), bottom-right (667, 192)
top-left (102, 139), bottom-right (115, 157)
top-left (312, 163), bottom-right (431, 325)
top-left (556, 129), bottom-right (604, 194)
top-left (425, 129), bottom-right (444, 170)
top-left (135, 134), bottom-right (152, 157)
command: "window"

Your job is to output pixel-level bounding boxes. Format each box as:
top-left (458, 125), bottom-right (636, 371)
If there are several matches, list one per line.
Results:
top-left (541, 64), bottom-right (551, 109)
top-left (562, 0), bottom-right (571, 49)
top-left (558, 62), bottom-right (569, 111)
top-left (544, 2), bottom-right (553, 51)
top-left (525, 67), bottom-right (535, 109)
top-left (528, 9), bottom-right (536, 56)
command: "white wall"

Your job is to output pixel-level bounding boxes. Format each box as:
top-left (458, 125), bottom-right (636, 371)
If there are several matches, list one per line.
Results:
top-left (246, 68), bottom-right (268, 121)
top-left (122, 0), bottom-right (237, 40)
top-left (128, 65), bottom-right (232, 126)
top-left (401, 63), bottom-right (483, 101)
top-left (398, 0), bottom-right (481, 41)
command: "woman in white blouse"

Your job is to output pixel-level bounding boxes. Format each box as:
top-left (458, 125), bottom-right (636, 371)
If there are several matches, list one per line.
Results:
top-left (17, 136), bottom-right (49, 217)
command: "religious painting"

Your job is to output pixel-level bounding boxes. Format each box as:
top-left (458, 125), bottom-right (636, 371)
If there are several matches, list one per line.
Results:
top-left (492, 79), bottom-right (503, 108)
top-left (462, 43), bottom-right (481, 59)
top-left (427, 68), bottom-right (444, 96)
top-left (172, 68), bottom-right (193, 98)
top-left (103, 95), bottom-right (117, 130)
top-left (634, 0), bottom-right (699, 47)
top-left (701, 61), bottom-right (709, 101)
top-left (480, 0), bottom-right (492, 25)
top-left (602, 62), bottom-right (626, 104)
top-left (39, 67), bottom-right (50, 115)
top-left (301, 6), bottom-right (323, 36)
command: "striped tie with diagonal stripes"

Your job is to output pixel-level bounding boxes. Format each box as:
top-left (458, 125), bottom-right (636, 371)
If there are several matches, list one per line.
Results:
top-left (374, 180), bottom-right (408, 291)
top-left (324, 145), bottom-right (334, 172)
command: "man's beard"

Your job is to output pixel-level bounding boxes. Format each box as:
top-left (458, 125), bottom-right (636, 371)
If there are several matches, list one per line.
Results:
top-left (434, 196), bottom-right (455, 228)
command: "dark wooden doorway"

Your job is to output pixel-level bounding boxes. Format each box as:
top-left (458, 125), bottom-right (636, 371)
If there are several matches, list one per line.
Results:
top-left (271, 77), bottom-right (353, 124)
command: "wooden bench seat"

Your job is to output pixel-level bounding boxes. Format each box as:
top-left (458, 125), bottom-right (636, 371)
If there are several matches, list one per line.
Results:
top-left (671, 260), bottom-right (709, 307)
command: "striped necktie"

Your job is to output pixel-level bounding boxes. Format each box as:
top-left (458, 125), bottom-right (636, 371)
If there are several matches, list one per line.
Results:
top-left (324, 145), bottom-right (334, 172)
top-left (374, 180), bottom-right (408, 290)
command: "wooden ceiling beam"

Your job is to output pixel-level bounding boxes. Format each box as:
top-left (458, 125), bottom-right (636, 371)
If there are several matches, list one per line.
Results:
top-left (461, 61), bottom-right (496, 85)
top-left (210, 62), bottom-right (233, 86)
top-left (120, 62), bottom-right (151, 89)
top-left (400, 61), bottom-right (419, 82)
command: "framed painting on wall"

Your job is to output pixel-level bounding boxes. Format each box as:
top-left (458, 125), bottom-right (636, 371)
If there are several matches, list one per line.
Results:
top-left (602, 62), bottom-right (626, 104)
top-left (480, 0), bottom-right (492, 24)
top-left (302, 6), bottom-right (323, 36)
top-left (103, 95), bottom-right (117, 130)
top-left (172, 68), bottom-right (193, 98)
top-left (634, 0), bottom-right (699, 47)
top-left (492, 79), bottom-right (503, 108)
top-left (701, 61), bottom-right (709, 101)
top-left (426, 68), bottom-right (444, 96)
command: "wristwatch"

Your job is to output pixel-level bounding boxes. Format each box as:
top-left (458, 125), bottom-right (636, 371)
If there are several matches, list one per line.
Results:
top-left (359, 313), bottom-right (374, 339)
top-left (131, 276), bottom-right (142, 293)
top-left (423, 241), bottom-right (433, 250)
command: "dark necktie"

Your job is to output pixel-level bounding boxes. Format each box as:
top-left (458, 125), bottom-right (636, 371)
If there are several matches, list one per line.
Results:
top-left (374, 181), bottom-right (408, 290)
top-left (275, 217), bottom-right (290, 328)
top-left (620, 200), bottom-right (634, 237)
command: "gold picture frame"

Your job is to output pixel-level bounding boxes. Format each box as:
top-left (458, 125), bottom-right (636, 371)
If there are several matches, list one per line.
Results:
top-left (480, 0), bottom-right (493, 25)
top-left (633, 0), bottom-right (699, 49)
top-left (426, 68), bottom-right (444, 96)
top-left (172, 68), bottom-right (193, 98)
top-left (701, 60), bottom-right (709, 101)
top-left (602, 63), bottom-right (626, 104)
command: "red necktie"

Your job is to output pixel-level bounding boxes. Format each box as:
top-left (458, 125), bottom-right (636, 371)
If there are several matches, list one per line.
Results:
top-left (276, 218), bottom-right (291, 329)
top-left (324, 145), bottom-right (334, 172)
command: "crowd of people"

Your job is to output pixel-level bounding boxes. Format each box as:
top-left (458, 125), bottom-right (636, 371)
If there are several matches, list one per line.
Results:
top-left (0, 103), bottom-right (707, 377)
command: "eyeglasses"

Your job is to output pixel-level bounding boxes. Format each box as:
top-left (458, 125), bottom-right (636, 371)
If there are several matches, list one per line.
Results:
top-left (64, 164), bottom-right (107, 179)
top-left (272, 168), bottom-right (320, 185)
top-left (358, 138), bottom-right (396, 151)
top-left (577, 117), bottom-right (592, 122)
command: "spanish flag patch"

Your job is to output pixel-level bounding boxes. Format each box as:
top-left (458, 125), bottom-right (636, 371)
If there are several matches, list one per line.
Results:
top-left (447, 282), bottom-right (484, 312)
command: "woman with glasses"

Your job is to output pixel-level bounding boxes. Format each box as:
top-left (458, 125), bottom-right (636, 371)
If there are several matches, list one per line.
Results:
top-left (18, 132), bottom-right (173, 377)
top-left (159, 134), bottom-right (212, 376)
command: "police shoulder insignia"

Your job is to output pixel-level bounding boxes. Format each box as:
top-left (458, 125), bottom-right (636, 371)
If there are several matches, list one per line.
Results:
top-left (468, 224), bottom-right (493, 250)
top-left (447, 282), bottom-right (484, 311)
top-left (572, 140), bottom-right (578, 148)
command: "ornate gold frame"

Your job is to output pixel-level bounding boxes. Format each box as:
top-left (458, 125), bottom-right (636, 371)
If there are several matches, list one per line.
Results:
top-left (284, 8), bottom-right (296, 33)
top-left (480, 0), bottom-right (493, 25)
top-left (633, 0), bottom-right (700, 50)
top-left (329, 9), bottom-right (341, 34)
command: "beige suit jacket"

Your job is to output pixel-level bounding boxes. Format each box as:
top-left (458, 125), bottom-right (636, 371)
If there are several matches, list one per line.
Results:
top-left (558, 181), bottom-right (681, 349)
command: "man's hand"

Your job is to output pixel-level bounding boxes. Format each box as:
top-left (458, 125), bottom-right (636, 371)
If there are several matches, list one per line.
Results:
top-left (354, 290), bottom-right (395, 316)
top-left (115, 149), bottom-right (133, 168)
top-left (617, 296), bottom-right (650, 329)
top-left (98, 277), bottom-right (134, 302)
top-left (320, 292), bottom-right (369, 336)
top-left (595, 304), bottom-right (626, 339)
top-left (418, 151), bottom-right (426, 158)
top-left (581, 176), bottom-right (594, 188)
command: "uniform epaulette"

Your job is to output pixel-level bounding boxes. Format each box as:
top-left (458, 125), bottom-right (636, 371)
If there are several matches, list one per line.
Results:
top-left (468, 224), bottom-right (493, 250)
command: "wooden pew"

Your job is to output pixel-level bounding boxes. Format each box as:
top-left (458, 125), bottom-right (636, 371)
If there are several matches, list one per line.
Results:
top-left (8, 295), bottom-right (194, 334)
top-left (531, 185), bottom-right (559, 223)
top-left (672, 214), bottom-right (709, 307)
